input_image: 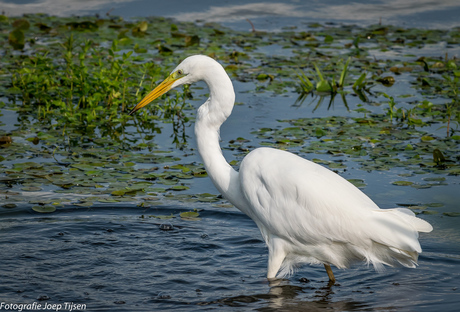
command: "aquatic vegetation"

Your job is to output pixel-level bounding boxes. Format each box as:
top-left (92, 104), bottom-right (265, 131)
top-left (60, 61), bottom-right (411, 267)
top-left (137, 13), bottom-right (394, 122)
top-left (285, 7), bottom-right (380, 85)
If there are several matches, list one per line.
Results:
top-left (441, 73), bottom-right (460, 136)
top-left (295, 57), bottom-right (355, 109)
top-left (251, 114), bottom-right (459, 175)
top-left (0, 14), bottom-right (459, 212)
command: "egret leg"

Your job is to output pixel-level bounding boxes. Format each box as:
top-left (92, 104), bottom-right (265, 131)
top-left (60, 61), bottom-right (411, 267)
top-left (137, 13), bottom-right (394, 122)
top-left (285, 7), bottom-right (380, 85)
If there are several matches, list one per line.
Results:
top-left (267, 240), bottom-right (286, 279)
top-left (324, 264), bottom-right (336, 283)
top-left (267, 251), bottom-right (286, 279)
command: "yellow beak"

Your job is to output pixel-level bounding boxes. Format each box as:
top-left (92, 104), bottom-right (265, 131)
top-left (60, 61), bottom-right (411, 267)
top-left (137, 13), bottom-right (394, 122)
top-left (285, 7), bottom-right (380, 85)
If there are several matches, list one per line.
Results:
top-left (128, 74), bottom-right (179, 115)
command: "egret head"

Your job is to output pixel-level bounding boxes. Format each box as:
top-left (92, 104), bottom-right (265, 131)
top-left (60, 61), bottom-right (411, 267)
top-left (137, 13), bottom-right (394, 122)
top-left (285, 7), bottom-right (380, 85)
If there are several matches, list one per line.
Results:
top-left (128, 55), bottom-right (213, 115)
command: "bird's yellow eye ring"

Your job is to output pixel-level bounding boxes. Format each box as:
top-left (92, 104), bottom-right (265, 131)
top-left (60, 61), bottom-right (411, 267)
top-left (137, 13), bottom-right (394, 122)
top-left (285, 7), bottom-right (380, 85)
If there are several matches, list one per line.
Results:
top-left (177, 69), bottom-right (183, 75)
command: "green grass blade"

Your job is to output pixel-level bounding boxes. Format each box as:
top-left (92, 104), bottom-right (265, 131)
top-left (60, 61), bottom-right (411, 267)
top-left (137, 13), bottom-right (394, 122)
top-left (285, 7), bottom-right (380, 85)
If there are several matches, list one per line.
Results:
top-left (353, 72), bottom-right (367, 89)
top-left (339, 57), bottom-right (351, 87)
top-left (296, 71), bottom-right (314, 92)
top-left (314, 63), bottom-right (324, 81)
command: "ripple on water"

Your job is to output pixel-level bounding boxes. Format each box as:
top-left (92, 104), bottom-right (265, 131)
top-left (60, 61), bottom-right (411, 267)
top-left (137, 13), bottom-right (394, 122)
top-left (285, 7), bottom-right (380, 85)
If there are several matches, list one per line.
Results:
top-left (0, 206), bottom-right (458, 311)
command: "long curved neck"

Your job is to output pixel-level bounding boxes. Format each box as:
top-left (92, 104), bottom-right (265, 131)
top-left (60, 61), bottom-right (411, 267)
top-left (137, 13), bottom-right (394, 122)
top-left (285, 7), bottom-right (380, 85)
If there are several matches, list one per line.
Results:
top-left (194, 67), bottom-right (244, 207)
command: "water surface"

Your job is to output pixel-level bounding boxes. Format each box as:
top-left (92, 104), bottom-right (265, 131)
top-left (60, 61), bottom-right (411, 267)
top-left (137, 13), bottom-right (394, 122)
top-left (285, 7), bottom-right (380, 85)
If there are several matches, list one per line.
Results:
top-left (1, 0), bottom-right (460, 30)
top-left (1, 204), bottom-right (457, 311)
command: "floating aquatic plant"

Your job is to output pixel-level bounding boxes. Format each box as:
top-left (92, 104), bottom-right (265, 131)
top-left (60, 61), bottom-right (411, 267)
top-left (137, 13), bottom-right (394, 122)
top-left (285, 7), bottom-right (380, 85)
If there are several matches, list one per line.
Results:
top-left (0, 14), bottom-right (459, 214)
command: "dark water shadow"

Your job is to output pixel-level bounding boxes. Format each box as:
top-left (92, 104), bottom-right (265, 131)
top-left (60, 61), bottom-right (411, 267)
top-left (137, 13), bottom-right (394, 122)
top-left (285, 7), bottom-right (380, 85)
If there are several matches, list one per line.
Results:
top-left (196, 278), bottom-right (383, 311)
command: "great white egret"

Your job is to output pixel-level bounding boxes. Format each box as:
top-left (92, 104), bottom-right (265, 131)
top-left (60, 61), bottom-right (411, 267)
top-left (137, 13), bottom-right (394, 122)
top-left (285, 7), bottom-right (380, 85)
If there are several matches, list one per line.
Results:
top-left (129, 55), bottom-right (433, 283)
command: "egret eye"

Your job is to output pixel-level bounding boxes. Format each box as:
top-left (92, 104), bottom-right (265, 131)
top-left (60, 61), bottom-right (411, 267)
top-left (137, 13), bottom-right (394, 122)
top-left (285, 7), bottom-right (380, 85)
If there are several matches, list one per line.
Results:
top-left (177, 69), bottom-right (183, 75)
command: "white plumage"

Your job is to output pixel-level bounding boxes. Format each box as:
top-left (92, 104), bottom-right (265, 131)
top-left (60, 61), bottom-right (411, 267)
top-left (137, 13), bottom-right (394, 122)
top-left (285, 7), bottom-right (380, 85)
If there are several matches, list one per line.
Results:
top-left (129, 55), bottom-right (433, 282)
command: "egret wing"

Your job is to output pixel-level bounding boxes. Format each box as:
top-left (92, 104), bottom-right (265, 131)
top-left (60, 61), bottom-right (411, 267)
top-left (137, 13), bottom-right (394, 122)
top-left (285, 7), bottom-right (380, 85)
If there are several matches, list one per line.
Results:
top-left (239, 147), bottom-right (375, 244)
top-left (238, 147), bottom-right (430, 269)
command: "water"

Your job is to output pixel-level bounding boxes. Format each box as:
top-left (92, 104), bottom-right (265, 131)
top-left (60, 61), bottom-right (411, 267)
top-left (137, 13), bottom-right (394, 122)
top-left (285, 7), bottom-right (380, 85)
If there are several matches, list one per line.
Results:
top-left (1, 0), bottom-right (460, 30)
top-left (1, 1), bottom-right (460, 311)
top-left (0, 204), bottom-right (458, 311)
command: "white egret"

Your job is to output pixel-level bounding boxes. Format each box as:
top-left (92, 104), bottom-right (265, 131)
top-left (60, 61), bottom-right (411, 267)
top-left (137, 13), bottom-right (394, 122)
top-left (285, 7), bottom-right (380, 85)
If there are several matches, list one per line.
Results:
top-left (129, 55), bottom-right (433, 283)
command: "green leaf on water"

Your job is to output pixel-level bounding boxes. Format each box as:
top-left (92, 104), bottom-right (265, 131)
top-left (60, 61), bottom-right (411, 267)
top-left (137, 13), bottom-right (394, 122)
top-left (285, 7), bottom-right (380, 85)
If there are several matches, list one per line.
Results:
top-left (448, 168), bottom-right (460, 175)
top-left (8, 28), bottom-right (25, 50)
top-left (315, 127), bottom-right (327, 138)
top-left (98, 198), bottom-right (119, 203)
top-left (316, 80), bottom-right (332, 93)
top-left (411, 184), bottom-right (431, 189)
top-left (150, 214), bottom-right (175, 220)
top-left (421, 136), bottom-right (435, 142)
top-left (138, 21), bottom-right (148, 32)
top-left (111, 190), bottom-right (126, 196)
top-left (353, 72), bottom-right (367, 90)
top-left (347, 179), bottom-right (367, 188)
top-left (157, 44), bottom-right (173, 54)
top-left (185, 35), bottom-right (200, 47)
top-left (66, 21), bottom-right (98, 31)
top-left (131, 21), bottom-right (148, 37)
top-left (22, 186), bottom-right (42, 191)
top-left (170, 164), bottom-right (191, 173)
top-left (213, 203), bottom-right (234, 208)
top-left (433, 149), bottom-right (445, 164)
top-left (426, 202), bottom-right (444, 208)
top-left (422, 210), bottom-right (438, 215)
top-left (257, 73), bottom-right (269, 80)
top-left (180, 211), bottom-right (199, 218)
top-left (12, 19), bottom-right (30, 31)
top-left (75, 201), bottom-right (94, 207)
top-left (119, 37), bottom-right (133, 45)
top-left (443, 212), bottom-right (460, 217)
top-left (392, 181), bottom-right (414, 186)
top-left (168, 185), bottom-right (190, 191)
top-left (196, 193), bottom-right (220, 202)
top-left (405, 144), bottom-right (414, 151)
top-left (172, 172), bottom-right (193, 179)
top-left (324, 35), bottom-right (334, 43)
top-left (376, 76), bottom-right (395, 87)
top-left (134, 44), bottom-right (147, 53)
top-left (423, 177), bottom-right (446, 182)
top-left (32, 206), bottom-right (56, 213)
top-left (71, 164), bottom-right (98, 171)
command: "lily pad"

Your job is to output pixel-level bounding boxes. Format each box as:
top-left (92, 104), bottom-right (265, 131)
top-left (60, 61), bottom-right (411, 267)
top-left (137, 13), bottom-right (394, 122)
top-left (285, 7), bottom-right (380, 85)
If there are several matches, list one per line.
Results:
top-left (8, 29), bottom-right (25, 50)
top-left (150, 214), bottom-right (175, 220)
top-left (443, 212), bottom-right (460, 217)
top-left (32, 206), bottom-right (56, 213)
top-left (21, 186), bottom-right (42, 191)
top-left (168, 185), bottom-right (190, 191)
top-left (392, 181), bottom-right (414, 186)
top-left (12, 19), bottom-right (30, 30)
top-left (0, 15), bottom-right (459, 213)
top-left (111, 190), bottom-right (126, 196)
top-left (180, 211), bottom-right (200, 218)
top-left (421, 136), bottom-right (435, 142)
top-left (347, 179), bottom-right (367, 188)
